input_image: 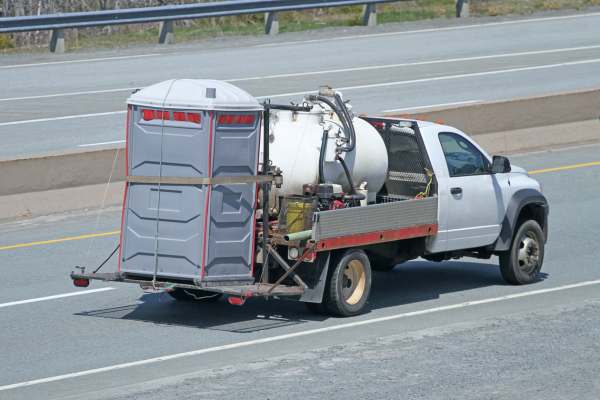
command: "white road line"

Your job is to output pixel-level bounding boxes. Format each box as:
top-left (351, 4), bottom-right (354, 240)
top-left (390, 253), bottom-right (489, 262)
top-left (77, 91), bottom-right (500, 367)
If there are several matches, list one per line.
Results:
top-left (0, 88), bottom-right (137, 102)
top-left (0, 287), bottom-right (115, 309)
top-left (230, 44), bottom-right (600, 82)
top-left (0, 111), bottom-right (126, 127)
top-left (0, 53), bottom-right (160, 70)
top-left (383, 100), bottom-right (481, 113)
top-left (261, 57), bottom-right (600, 99)
top-left (3, 44), bottom-right (600, 103)
top-left (4, 57), bottom-right (600, 126)
top-left (2, 279), bottom-right (599, 392)
top-left (255, 12), bottom-right (600, 47)
top-left (78, 140), bottom-right (126, 148)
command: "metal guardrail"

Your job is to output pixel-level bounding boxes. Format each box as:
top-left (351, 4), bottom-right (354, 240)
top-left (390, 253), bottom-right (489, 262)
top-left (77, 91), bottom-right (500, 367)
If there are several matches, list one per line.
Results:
top-left (0, 0), bottom-right (470, 53)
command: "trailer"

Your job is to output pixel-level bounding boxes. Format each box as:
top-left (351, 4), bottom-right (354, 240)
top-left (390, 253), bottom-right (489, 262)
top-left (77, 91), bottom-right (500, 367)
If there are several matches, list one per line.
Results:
top-left (72, 79), bottom-right (548, 316)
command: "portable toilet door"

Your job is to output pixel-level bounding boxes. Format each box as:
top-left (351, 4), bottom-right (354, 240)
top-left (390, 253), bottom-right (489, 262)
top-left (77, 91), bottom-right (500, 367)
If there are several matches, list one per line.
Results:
top-left (120, 79), bottom-right (263, 284)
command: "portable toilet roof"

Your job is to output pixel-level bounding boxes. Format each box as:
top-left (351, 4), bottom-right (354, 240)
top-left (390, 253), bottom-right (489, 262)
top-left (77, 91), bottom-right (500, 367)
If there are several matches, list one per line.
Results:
top-left (127, 79), bottom-right (263, 111)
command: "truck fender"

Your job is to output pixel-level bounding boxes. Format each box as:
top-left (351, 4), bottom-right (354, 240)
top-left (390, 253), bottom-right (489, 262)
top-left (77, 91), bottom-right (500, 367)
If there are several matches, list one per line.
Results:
top-left (494, 188), bottom-right (549, 252)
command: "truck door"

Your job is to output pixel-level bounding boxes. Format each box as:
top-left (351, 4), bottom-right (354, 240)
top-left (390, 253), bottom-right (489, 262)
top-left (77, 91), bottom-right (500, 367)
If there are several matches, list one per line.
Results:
top-left (437, 132), bottom-right (505, 251)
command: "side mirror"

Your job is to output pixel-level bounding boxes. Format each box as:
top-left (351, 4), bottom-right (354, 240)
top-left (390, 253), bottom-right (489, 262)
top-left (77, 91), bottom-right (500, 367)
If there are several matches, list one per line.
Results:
top-left (492, 155), bottom-right (511, 174)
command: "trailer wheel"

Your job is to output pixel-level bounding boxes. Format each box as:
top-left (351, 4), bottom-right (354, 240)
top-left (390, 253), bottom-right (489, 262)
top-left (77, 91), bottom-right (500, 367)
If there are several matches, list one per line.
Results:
top-left (325, 249), bottom-right (372, 317)
top-left (499, 220), bottom-right (545, 285)
top-left (168, 288), bottom-right (222, 302)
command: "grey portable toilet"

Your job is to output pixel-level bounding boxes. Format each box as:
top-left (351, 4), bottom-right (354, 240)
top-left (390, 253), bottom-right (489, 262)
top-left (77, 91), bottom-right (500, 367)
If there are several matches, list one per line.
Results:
top-left (120, 79), bottom-right (263, 284)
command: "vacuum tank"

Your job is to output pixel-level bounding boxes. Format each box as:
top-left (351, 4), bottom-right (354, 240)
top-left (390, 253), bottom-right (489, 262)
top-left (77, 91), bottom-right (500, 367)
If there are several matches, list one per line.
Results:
top-left (267, 93), bottom-right (388, 203)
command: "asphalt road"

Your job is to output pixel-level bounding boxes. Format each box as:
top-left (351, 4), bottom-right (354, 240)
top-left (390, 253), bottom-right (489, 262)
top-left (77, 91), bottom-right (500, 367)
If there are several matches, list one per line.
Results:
top-left (1, 9), bottom-right (600, 157)
top-left (0, 143), bottom-right (599, 399)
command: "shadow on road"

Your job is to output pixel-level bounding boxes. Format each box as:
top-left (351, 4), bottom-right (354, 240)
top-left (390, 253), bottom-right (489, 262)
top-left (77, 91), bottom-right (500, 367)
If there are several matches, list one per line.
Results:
top-left (76, 260), bottom-right (547, 333)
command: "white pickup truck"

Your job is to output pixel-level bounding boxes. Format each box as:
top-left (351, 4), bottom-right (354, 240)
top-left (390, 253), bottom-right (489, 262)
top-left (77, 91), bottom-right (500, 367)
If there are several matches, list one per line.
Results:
top-left (72, 81), bottom-right (549, 317)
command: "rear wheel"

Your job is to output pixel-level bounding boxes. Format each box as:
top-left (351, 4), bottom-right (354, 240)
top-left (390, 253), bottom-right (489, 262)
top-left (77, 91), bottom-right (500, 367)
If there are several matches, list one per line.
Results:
top-left (325, 249), bottom-right (372, 317)
top-left (167, 288), bottom-right (222, 302)
top-left (499, 220), bottom-right (545, 285)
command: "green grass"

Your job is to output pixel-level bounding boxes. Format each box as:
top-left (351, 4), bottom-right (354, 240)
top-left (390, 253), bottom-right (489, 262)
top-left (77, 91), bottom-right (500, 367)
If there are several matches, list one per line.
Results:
top-left (1, 0), bottom-right (599, 52)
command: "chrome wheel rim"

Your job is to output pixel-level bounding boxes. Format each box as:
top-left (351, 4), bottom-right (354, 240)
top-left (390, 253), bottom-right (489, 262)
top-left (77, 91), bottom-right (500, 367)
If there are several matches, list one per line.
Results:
top-left (342, 260), bottom-right (366, 305)
top-left (517, 232), bottom-right (540, 274)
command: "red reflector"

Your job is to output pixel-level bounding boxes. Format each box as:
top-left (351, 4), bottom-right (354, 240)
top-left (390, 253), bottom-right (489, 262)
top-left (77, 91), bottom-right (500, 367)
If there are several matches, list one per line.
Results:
top-left (370, 121), bottom-right (385, 130)
top-left (73, 278), bottom-right (90, 288)
top-left (187, 112), bottom-right (201, 124)
top-left (173, 111), bottom-right (186, 121)
top-left (219, 114), bottom-right (255, 125)
top-left (142, 109), bottom-right (154, 121)
top-left (141, 109), bottom-right (170, 121)
top-left (227, 296), bottom-right (246, 306)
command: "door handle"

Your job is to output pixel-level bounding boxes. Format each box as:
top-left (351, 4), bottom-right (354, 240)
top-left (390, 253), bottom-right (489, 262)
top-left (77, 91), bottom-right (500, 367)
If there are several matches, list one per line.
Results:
top-left (450, 187), bottom-right (462, 195)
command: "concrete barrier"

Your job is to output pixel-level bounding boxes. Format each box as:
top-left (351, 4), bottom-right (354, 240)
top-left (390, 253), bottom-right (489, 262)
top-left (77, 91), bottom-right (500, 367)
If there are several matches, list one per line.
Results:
top-left (0, 147), bottom-right (125, 196)
top-left (0, 88), bottom-right (599, 220)
top-left (385, 87), bottom-right (600, 135)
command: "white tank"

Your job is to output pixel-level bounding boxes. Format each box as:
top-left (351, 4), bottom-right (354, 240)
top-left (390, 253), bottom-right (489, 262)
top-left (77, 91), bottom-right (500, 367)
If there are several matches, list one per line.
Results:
top-left (266, 104), bottom-right (388, 203)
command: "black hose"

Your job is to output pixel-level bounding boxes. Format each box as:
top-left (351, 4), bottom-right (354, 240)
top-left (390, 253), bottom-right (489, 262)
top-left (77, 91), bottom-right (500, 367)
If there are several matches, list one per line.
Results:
top-left (336, 154), bottom-right (356, 194)
top-left (318, 129), bottom-right (328, 184)
top-left (334, 93), bottom-right (356, 153)
top-left (93, 244), bottom-right (120, 274)
top-left (307, 95), bottom-right (352, 151)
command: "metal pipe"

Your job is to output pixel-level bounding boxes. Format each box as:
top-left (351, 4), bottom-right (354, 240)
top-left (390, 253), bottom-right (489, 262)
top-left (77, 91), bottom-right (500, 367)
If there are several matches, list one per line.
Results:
top-left (261, 105), bottom-right (271, 284)
top-left (284, 230), bottom-right (312, 241)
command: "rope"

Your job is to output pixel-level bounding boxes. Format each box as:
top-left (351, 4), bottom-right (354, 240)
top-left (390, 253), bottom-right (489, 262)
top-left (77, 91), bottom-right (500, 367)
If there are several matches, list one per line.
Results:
top-left (415, 168), bottom-right (434, 199)
top-left (152, 80), bottom-right (177, 289)
top-left (85, 133), bottom-right (122, 262)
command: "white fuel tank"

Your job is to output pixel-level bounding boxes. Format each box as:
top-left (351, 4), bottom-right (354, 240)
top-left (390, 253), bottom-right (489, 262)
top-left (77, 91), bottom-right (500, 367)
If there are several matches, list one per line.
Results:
top-left (266, 107), bottom-right (388, 203)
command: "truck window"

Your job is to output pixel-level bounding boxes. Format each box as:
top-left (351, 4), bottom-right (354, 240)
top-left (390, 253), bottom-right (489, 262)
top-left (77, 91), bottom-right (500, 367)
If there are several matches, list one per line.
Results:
top-left (438, 132), bottom-right (489, 177)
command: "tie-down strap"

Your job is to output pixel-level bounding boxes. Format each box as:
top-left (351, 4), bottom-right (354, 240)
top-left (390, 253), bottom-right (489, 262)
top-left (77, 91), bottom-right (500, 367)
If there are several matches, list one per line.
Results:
top-left (126, 175), bottom-right (273, 185)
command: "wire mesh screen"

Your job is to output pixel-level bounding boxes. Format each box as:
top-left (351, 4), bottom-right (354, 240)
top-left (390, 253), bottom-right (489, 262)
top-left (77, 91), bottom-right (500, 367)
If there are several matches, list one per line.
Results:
top-left (380, 126), bottom-right (429, 199)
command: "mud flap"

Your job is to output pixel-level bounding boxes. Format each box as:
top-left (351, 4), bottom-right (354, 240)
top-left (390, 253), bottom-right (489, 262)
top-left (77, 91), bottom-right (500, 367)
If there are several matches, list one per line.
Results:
top-left (299, 252), bottom-right (331, 303)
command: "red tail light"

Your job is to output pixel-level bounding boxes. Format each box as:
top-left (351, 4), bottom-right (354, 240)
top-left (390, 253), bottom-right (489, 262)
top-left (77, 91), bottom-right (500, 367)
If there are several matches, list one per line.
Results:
top-left (218, 114), bottom-right (256, 126)
top-left (73, 278), bottom-right (90, 288)
top-left (227, 296), bottom-right (246, 306)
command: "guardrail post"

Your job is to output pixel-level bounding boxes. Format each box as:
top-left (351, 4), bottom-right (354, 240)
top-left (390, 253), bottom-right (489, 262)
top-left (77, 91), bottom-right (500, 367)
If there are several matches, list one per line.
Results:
top-left (49, 29), bottom-right (65, 53)
top-left (265, 12), bottom-right (279, 35)
top-left (362, 4), bottom-right (377, 27)
top-left (158, 20), bottom-right (175, 44)
top-left (456, 0), bottom-right (470, 17)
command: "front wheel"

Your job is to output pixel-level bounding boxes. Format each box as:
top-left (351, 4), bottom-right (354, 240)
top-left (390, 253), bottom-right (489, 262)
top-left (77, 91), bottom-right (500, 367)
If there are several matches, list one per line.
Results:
top-left (325, 249), bottom-right (372, 317)
top-left (499, 220), bottom-right (545, 285)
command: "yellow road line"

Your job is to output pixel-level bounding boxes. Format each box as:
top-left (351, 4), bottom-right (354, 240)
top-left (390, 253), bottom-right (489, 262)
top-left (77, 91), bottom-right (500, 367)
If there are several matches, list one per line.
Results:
top-left (0, 230), bottom-right (120, 251)
top-left (529, 161), bottom-right (600, 175)
top-left (1, 161), bottom-right (599, 252)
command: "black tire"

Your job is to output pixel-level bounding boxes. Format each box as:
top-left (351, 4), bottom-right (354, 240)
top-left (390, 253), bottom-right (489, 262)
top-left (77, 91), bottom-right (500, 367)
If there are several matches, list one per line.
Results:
top-left (499, 220), bottom-right (545, 285)
top-left (167, 288), bottom-right (222, 302)
top-left (325, 249), bottom-right (372, 317)
top-left (369, 254), bottom-right (396, 272)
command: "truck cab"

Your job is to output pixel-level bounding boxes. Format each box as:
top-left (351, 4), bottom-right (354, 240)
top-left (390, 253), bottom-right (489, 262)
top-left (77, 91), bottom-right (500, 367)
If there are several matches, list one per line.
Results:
top-left (364, 117), bottom-right (548, 287)
top-left (416, 121), bottom-right (547, 254)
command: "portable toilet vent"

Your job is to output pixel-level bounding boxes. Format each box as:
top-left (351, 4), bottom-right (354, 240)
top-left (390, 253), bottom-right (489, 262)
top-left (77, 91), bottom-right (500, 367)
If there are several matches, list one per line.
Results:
top-left (120, 79), bottom-right (263, 284)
